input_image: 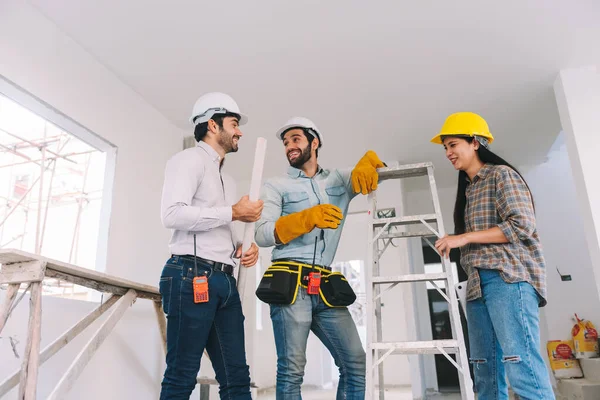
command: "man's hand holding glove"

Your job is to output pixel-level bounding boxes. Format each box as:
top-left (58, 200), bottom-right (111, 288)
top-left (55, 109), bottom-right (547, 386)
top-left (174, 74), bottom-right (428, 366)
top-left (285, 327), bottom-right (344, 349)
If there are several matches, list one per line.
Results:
top-left (351, 150), bottom-right (385, 195)
top-left (274, 204), bottom-right (343, 244)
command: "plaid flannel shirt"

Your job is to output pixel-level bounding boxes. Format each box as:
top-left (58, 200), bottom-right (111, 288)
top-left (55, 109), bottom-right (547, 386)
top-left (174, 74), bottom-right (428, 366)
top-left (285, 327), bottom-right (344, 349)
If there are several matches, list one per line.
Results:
top-left (460, 163), bottom-right (547, 306)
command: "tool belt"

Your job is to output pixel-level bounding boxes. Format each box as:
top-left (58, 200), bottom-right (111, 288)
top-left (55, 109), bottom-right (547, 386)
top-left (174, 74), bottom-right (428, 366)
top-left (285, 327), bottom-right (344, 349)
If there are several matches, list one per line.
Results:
top-left (255, 261), bottom-right (356, 307)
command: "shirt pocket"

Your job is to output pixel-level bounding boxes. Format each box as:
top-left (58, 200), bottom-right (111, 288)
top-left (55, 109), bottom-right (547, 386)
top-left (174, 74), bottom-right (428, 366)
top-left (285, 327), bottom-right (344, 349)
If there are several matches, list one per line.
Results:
top-left (325, 185), bottom-right (347, 208)
top-left (282, 191), bottom-right (310, 215)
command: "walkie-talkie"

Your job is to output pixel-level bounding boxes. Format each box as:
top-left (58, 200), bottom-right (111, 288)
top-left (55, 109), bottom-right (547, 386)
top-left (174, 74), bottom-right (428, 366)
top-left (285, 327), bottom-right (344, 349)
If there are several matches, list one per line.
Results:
top-left (192, 234), bottom-right (209, 303)
top-left (193, 274), bottom-right (209, 303)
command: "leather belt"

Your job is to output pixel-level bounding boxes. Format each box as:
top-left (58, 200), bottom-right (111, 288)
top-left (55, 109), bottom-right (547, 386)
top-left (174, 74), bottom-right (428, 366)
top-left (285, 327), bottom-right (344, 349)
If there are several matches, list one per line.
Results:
top-left (175, 255), bottom-right (235, 276)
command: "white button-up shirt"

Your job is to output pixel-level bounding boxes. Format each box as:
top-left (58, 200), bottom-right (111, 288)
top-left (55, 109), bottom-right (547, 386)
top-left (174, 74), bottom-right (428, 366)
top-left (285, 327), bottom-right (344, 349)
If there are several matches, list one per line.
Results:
top-left (161, 141), bottom-right (239, 265)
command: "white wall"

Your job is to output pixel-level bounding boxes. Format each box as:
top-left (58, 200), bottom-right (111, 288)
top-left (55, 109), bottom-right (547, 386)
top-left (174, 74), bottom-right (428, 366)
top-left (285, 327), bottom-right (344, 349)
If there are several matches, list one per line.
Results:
top-left (554, 65), bottom-right (600, 310)
top-left (523, 133), bottom-right (600, 341)
top-left (0, 1), bottom-right (185, 398)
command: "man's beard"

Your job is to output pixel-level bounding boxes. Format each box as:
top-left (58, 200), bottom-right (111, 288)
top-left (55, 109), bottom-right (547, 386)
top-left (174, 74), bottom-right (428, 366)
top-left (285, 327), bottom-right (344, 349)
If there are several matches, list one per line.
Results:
top-left (218, 129), bottom-right (239, 153)
top-left (287, 145), bottom-right (312, 168)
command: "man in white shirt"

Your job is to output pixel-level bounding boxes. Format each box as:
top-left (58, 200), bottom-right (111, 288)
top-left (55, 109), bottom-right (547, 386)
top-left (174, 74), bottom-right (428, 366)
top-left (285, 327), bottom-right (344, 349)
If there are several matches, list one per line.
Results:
top-left (159, 92), bottom-right (263, 399)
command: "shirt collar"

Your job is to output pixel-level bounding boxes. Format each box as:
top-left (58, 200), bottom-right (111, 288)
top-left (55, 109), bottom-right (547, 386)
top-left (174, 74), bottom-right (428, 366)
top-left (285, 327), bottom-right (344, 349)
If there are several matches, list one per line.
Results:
top-left (197, 140), bottom-right (222, 165)
top-left (468, 163), bottom-right (493, 184)
top-left (287, 165), bottom-right (324, 178)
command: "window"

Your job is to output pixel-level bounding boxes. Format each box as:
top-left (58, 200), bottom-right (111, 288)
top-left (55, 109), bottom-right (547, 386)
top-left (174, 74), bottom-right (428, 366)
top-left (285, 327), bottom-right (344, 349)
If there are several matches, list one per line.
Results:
top-left (0, 76), bottom-right (116, 299)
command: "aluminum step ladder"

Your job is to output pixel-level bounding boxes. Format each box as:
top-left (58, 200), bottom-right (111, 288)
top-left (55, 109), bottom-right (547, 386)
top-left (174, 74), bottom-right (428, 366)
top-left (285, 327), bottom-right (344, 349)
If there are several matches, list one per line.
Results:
top-left (365, 162), bottom-right (474, 400)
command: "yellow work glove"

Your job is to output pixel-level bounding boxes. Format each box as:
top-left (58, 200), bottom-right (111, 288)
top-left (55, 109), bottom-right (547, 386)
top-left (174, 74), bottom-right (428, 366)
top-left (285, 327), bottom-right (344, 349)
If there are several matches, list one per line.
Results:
top-left (351, 150), bottom-right (385, 195)
top-left (274, 204), bottom-right (343, 245)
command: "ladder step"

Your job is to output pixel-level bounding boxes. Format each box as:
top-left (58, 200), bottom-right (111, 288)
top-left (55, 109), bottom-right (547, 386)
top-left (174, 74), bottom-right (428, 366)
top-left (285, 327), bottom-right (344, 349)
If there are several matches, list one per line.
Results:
top-left (378, 230), bottom-right (438, 240)
top-left (377, 162), bottom-right (432, 181)
top-left (372, 272), bottom-right (447, 284)
top-left (370, 340), bottom-right (459, 355)
top-left (372, 214), bottom-right (437, 228)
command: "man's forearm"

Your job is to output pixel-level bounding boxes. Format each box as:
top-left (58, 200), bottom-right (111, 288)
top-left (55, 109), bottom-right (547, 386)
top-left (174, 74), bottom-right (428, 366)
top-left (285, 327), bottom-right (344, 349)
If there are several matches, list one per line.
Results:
top-left (162, 203), bottom-right (232, 231)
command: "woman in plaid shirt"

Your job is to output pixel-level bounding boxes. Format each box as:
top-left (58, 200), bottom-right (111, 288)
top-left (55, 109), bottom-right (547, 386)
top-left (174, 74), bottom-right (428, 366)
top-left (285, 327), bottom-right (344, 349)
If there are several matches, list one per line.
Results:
top-left (431, 112), bottom-right (555, 399)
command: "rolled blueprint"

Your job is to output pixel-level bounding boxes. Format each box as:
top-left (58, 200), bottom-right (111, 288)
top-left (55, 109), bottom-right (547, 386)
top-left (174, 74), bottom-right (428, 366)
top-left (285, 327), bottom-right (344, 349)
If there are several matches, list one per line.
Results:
top-left (237, 137), bottom-right (267, 299)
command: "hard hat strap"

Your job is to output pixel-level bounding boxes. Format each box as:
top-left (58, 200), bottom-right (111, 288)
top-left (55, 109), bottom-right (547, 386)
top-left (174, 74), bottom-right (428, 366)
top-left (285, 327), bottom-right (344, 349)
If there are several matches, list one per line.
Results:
top-left (475, 136), bottom-right (490, 149)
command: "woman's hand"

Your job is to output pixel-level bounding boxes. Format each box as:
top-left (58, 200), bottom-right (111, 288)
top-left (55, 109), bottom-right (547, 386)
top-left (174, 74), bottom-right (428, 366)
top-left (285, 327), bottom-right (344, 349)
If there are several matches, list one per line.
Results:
top-left (435, 234), bottom-right (469, 258)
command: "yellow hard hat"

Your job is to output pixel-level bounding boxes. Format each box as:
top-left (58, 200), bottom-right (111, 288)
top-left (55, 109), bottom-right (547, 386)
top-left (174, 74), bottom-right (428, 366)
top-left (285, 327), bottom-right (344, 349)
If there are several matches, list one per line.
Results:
top-left (430, 112), bottom-right (494, 145)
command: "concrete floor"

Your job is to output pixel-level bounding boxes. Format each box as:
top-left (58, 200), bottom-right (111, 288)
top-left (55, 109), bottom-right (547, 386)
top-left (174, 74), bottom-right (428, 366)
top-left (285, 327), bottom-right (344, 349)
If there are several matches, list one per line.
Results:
top-left (258, 386), bottom-right (464, 399)
top-left (257, 386), bottom-right (528, 399)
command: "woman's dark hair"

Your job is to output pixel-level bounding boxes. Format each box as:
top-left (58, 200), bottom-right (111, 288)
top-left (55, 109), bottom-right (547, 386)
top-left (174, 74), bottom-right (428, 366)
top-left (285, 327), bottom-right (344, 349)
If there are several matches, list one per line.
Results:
top-left (453, 137), bottom-right (534, 234)
top-left (194, 112), bottom-right (240, 142)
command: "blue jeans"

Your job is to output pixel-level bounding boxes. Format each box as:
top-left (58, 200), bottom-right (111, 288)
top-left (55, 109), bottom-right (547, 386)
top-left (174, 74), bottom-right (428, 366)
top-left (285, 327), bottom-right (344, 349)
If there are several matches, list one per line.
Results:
top-left (159, 255), bottom-right (251, 400)
top-left (270, 288), bottom-right (366, 400)
top-left (467, 269), bottom-right (554, 400)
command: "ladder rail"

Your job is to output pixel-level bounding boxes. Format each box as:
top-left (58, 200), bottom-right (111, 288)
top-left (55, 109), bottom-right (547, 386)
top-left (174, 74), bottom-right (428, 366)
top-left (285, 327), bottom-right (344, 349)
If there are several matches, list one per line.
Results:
top-left (365, 191), bottom-right (376, 400)
top-left (374, 237), bottom-right (385, 400)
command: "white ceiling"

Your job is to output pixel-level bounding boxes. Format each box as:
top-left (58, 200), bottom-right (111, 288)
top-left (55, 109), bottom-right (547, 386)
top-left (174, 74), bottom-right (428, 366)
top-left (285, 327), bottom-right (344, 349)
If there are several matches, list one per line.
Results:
top-left (30, 0), bottom-right (600, 187)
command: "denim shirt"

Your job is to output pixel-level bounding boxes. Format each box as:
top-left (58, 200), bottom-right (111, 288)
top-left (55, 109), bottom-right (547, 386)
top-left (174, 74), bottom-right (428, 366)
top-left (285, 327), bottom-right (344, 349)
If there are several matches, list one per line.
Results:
top-left (255, 166), bottom-right (358, 267)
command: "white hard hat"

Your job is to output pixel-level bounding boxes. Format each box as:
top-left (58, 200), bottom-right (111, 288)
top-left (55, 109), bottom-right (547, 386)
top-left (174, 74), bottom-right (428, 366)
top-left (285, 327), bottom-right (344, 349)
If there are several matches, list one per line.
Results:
top-left (189, 92), bottom-right (248, 126)
top-left (275, 117), bottom-right (323, 147)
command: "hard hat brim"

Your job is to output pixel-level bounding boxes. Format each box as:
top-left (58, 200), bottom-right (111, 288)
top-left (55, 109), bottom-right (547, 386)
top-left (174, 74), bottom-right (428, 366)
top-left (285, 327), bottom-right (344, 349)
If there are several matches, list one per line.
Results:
top-left (276, 124), bottom-right (305, 140)
top-left (276, 124), bottom-right (320, 142)
top-left (191, 111), bottom-right (248, 126)
top-left (238, 113), bottom-right (248, 126)
top-left (430, 133), bottom-right (494, 145)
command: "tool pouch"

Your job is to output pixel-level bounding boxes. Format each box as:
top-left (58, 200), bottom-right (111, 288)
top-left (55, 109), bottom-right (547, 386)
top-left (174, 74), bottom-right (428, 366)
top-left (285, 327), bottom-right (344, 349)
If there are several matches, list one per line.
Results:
top-left (319, 272), bottom-right (357, 307)
top-left (255, 266), bottom-right (301, 305)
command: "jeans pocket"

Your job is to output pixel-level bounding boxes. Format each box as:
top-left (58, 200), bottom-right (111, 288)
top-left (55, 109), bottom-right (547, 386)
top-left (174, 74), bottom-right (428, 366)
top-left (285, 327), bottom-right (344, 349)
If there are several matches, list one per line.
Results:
top-left (159, 277), bottom-right (173, 314)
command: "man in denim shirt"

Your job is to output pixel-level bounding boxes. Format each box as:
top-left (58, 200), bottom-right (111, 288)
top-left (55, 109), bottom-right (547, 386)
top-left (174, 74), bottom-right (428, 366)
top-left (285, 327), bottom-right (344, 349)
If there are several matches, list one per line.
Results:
top-left (255, 117), bottom-right (384, 399)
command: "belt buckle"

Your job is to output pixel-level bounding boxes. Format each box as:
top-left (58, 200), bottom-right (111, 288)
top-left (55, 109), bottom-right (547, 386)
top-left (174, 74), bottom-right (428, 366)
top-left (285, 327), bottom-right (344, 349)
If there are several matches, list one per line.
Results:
top-left (214, 262), bottom-right (231, 273)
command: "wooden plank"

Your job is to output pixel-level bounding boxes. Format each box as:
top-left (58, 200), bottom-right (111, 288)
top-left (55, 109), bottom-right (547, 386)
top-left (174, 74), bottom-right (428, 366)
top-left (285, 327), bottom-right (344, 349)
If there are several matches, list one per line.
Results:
top-left (153, 300), bottom-right (167, 355)
top-left (24, 283), bottom-right (42, 400)
top-left (0, 261), bottom-right (46, 284)
top-left (0, 295), bottom-right (119, 397)
top-left (44, 269), bottom-right (160, 301)
top-left (0, 283), bottom-right (19, 335)
top-left (18, 282), bottom-right (42, 400)
top-left (17, 285), bottom-right (33, 399)
top-left (0, 249), bottom-right (159, 299)
top-left (47, 289), bottom-right (137, 400)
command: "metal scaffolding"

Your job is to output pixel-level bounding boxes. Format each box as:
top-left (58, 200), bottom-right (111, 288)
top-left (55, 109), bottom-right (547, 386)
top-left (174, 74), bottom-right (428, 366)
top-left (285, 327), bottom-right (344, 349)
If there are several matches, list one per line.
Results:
top-left (0, 121), bottom-right (101, 299)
